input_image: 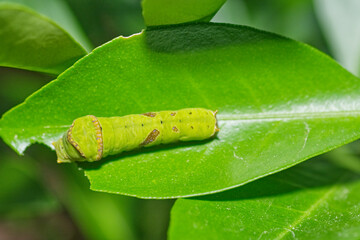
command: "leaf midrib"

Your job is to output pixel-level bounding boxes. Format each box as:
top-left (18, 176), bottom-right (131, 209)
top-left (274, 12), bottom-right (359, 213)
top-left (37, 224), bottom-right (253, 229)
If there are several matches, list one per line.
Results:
top-left (2, 109), bottom-right (360, 133)
top-left (218, 110), bottom-right (360, 121)
top-left (274, 174), bottom-right (348, 240)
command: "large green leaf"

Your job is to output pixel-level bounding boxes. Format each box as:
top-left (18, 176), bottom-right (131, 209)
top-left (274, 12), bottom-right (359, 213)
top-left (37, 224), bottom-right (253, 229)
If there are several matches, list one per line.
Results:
top-left (0, 23), bottom-right (359, 198)
top-left (142, 0), bottom-right (226, 26)
top-left (0, 3), bottom-right (86, 74)
top-left (168, 157), bottom-right (360, 239)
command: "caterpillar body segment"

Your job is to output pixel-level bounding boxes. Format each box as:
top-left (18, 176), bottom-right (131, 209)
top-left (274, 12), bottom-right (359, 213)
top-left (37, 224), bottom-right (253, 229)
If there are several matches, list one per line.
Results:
top-left (53, 108), bottom-right (219, 163)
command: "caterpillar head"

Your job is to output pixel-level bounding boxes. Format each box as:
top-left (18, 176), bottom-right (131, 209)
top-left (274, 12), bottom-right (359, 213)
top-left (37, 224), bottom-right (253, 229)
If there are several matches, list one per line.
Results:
top-left (53, 115), bottom-right (103, 163)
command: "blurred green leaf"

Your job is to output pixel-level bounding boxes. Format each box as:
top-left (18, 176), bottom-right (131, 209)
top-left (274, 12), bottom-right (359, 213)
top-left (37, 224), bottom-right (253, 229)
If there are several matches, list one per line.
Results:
top-left (211, 0), bottom-right (248, 25)
top-left (0, 23), bottom-right (359, 198)
top-left (0, 3), bottom-right (86, 74)
top-left (63, 0), bottom-right (144, 46)
top-left (325, 145), bottom-right (360, 174)
top-left (212, 0), bottom-right (327, 53)
top-left (169, 158), bottom-right (360, 239)
top-left (0, 68), bottom-right (51, 114)
top-left (0, 152), bottom-right (58, 218)
top-left (0, 0), bottom-right (92, 51)
top-left (0, 142), bottom-right (136, 240)
top-left (142, 0), bottom-right (226, 26)
top-left (134, 198), bottom-right (174, 240)
top-left (49, 163), bottom-right (136, 240)
top-left (314, 0), bottom-right (360, 76)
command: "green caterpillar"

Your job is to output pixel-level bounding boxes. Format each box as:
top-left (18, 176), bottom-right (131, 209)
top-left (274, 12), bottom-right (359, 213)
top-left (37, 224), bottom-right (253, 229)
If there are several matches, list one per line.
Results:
top-left (53, 108), bottom-right (219, 163)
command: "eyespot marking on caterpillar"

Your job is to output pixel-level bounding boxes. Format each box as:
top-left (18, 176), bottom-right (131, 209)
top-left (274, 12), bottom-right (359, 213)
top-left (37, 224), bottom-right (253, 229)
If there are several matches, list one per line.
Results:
top-left (142, 112), bottom-right (157, 117)
top-left (140, 129), bottom-right (160, 146)
top-left (170, 112), bottom-right (176, 116)
top-left (191, 126), bottom-right (194, 129)
top-left (172, 126), bottom-right (179, 132)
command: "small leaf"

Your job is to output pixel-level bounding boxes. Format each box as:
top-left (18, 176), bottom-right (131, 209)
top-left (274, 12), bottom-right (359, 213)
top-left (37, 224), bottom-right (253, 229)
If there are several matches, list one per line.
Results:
top-left (0, 3), bottom-right (87, 74)
top-left (169, 158), bottom-right (360, 239)
top-left (142, 0), bottom-right (226, 26)
top-left (1, 23), bottom-right (359, 198)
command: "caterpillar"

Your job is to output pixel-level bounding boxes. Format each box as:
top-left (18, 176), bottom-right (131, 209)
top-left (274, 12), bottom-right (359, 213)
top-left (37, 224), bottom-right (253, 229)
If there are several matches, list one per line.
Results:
top-left (53, 108), bottom-right (219, 163)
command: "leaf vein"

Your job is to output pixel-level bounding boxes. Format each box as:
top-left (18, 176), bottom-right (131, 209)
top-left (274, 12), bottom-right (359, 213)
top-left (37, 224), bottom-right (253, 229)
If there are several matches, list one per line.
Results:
top-left (274, 174), bottom-right (348, 240)
top-left (218, 110), bottom-right (360, 121)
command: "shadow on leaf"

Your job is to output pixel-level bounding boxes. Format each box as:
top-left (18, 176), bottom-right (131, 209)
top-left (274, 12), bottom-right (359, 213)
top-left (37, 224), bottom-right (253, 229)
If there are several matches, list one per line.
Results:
top-left (78, 137), bottom-right (216, 170)
top-left (191, 156), bottom-right (360, 202)
top-left (144, 22), bottom-right (283, 53)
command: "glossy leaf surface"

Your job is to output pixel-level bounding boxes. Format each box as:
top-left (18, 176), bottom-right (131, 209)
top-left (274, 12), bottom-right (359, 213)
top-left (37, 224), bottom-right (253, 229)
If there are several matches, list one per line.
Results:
top-left (142, 0), bottom-right (226, 26)
top-left (1, 23), bottom-right (359, 198)
top-left (169, 158), bottom-right (360, 239)
top-left (0, 3), bottom-right (86, 74)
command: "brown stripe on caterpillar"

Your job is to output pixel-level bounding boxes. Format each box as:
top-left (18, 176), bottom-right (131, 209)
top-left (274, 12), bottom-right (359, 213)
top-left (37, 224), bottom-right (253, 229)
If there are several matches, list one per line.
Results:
top-left (142, 112), bottom-right (157, 117)
top-left (140, 129), bottom-right (160, 146)
top-left (89, 115), bottom-right (103, 160)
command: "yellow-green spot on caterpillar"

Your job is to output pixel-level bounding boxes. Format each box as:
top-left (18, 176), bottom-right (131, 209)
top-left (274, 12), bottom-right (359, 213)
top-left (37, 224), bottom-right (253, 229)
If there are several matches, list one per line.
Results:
top-left (53, 108), bottom-right (219, 163)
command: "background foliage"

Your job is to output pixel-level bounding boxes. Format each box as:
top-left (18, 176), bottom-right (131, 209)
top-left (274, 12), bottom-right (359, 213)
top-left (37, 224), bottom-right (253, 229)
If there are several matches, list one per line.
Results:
top-left (0, 0), bottom-right (359, 239)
